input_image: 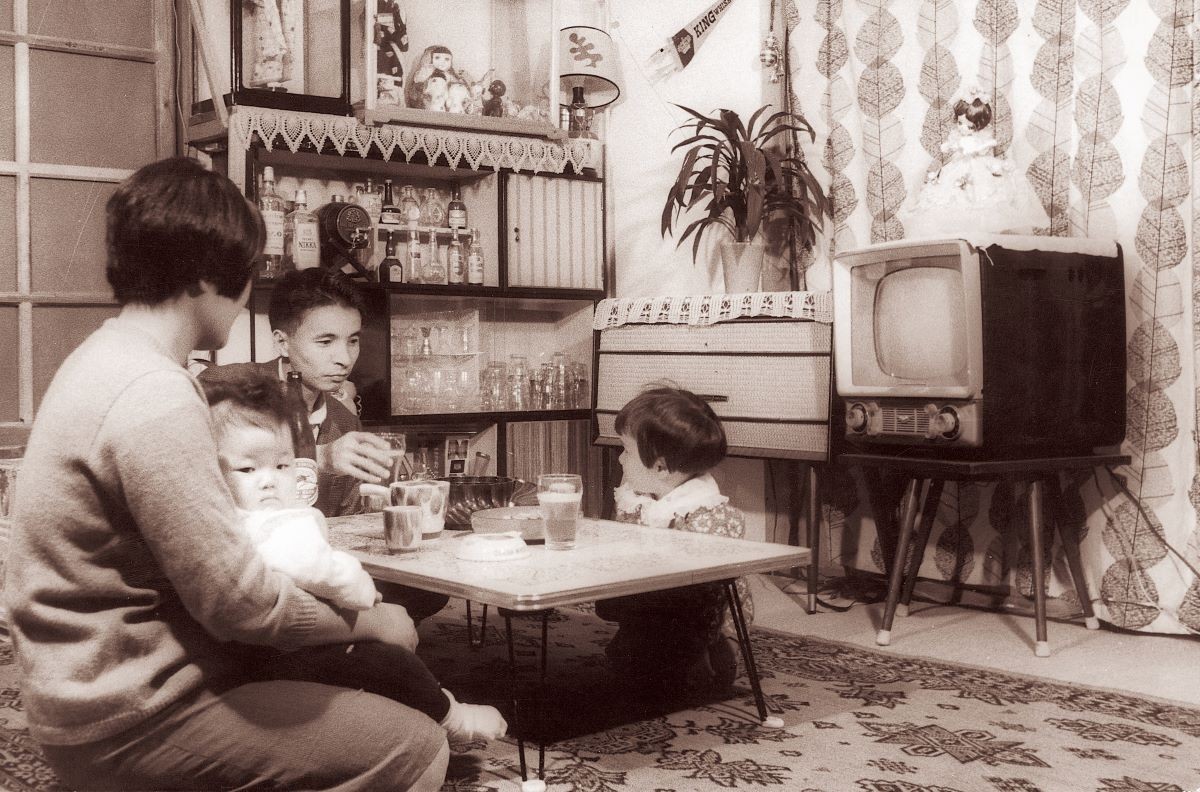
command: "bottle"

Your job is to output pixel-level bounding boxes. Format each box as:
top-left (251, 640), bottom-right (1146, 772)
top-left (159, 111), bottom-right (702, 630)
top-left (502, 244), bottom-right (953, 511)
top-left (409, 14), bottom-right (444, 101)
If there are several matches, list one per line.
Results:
top-left (286, 371), bottom-right (320, 507)
top-left (406, 230), bottom-right (423, 283)
top-left (398, 185), bottom-right (421, 227)
top-left (257, 166), bottom-right (286, 279)
top-left (466, 228), bottom-right (485, 285)
top-left (379, 231), bottom-right (403, 284)
top-left (379, 179), bottom-right (403, 227)
top-left (421, 186), bottom-right (446, 227)
top-left (284, 189), bottom-right (320, 270)
top-left (424, 232), bottom-right (446, 284)
top-left (356, 177), bottom-right (383, 224)
top-left (447, 184), bottom-right (467, 230)
top-left (447, 229), bottom-right (465, 284)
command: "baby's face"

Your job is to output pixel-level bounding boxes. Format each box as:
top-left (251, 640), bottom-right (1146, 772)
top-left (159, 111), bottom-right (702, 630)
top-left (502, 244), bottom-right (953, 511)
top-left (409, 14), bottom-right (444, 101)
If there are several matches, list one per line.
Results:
top-left (432, 52), bottom-right (452, 71)
top-left (217, 424), bottom-right (298, 511)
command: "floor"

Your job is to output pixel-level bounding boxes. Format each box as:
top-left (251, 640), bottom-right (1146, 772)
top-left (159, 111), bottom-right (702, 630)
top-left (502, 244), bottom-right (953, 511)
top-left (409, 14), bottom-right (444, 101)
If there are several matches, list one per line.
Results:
top-left (748, 573), bottom-right (1200, 707)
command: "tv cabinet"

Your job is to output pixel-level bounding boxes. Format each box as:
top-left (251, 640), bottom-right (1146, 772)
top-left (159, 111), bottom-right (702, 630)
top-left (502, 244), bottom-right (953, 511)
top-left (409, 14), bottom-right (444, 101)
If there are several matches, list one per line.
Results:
top-left (840, 452), bottom-right (1130, 657)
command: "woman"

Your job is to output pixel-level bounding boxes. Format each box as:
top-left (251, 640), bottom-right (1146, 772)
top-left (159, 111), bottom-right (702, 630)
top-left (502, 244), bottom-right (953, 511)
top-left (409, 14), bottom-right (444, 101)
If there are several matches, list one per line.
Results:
top-left (4, 157), bottom-right (449, 790)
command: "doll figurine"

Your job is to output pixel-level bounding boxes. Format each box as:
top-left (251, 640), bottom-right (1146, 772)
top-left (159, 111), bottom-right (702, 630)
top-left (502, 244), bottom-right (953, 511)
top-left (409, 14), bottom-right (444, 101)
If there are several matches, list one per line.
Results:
top-left (482, 79), bottom-right (506, 117)
top-left (374, 0), bottom-right (408, 81)
top-left (421, 70), bottom-right (449, 112)
top-left (902, 86), bottom-right (1049, 237)
top-left (406, 45), bottom-right (469, 111)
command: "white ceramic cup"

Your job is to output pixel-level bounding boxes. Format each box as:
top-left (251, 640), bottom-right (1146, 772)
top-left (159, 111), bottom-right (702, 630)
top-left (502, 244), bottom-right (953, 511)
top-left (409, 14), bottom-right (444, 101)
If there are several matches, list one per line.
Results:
top-left (382, 505), bottom-right (423, 553)
top-left (390, 479), bottom-right (450, 538)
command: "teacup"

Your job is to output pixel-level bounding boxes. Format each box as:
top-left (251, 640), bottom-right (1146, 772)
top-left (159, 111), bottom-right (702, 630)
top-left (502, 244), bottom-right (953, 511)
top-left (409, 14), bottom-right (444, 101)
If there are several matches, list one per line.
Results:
top-left (390, 479), bottom-right (450, 539)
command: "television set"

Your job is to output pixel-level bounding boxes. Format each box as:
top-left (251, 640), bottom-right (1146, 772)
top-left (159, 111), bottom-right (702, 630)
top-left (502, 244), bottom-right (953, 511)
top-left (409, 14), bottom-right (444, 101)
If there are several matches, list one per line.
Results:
top-left (832, 235), bottom-right (1126, 457)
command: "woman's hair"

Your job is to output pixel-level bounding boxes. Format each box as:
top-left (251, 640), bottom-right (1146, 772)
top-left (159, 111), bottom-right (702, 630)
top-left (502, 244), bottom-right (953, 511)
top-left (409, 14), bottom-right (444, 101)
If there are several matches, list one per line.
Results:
top-left (202, 368), bottom-right (291, 446)
top-left (614, 385), bottom-right (728, 475)
top-left (267, 267), bottom-right (366, 336)
top-left (953, 97), bottom-right (992, 132)
top-left (105, 157), bottom-right (264, 305)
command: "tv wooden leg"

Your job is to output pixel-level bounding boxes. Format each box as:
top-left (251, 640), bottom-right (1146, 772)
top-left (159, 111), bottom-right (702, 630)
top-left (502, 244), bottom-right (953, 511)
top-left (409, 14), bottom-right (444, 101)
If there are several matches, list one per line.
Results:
top-left (877, 477), bottom-right (921, 646)
top-left (899, 478), bottom-right (943, 617)
top-left (1028, 479), bottom-right (1050, 657)
top-left (1047, 474), bottom-right (1100, 630)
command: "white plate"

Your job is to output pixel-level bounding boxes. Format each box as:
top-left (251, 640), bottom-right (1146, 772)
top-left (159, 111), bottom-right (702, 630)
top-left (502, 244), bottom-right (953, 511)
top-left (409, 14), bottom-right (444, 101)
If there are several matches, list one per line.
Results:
top-left (454, 532), bottom-right (530, 562)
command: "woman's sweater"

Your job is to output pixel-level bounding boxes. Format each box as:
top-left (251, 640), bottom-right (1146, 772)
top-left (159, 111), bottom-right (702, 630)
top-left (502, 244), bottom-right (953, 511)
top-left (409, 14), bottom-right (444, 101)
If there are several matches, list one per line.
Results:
top-left (4, 319), bottom-right (330, 746)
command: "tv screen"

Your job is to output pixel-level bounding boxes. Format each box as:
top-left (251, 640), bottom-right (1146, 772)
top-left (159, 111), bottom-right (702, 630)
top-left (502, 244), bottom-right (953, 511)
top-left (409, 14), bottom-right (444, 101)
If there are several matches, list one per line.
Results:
top-left (874, 265), bottom-right (968, 383)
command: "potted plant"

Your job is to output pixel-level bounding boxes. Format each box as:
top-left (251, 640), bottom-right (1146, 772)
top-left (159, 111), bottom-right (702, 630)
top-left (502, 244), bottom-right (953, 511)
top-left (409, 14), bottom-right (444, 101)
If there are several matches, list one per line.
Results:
top-left (661, 104), bottom-right (831, 292)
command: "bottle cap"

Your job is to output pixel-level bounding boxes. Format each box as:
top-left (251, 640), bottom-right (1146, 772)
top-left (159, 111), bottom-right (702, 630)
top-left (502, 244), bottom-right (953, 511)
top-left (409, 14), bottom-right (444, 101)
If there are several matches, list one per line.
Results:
top-left (263, 166), bottom-right (275, 182)
top-left (295, 189), bottom-right (307, 205)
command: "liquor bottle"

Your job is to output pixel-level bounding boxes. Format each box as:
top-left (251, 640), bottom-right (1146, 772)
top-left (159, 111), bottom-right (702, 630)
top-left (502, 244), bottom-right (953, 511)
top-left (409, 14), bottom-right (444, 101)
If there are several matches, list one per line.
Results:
top-left (378, 231), bottom-right (403, 284)
top-left (424, 232), bottom-right (446, 284)
top-left (284, 189), bottom-right (321, 270)
top-left (466, 228), bottom-right (485, 285)
top-left (398, 185), bottom-right (421, 227)
top-left (406, 229), bottom-right (423, 283)
top-left (258, 166), bottom-right (286, 279)
top-left (447, 184), bottom-right (468, 230)
top-left (421, 186), bottom-right (446, 227)
top-left (379, 179), bottom-right (403, 227)
top-left (286, 371), bottom-right (320, 507)
top-left (356, 177), bottom-right (383, 224)
top-left (446, 229), bottom-right (465, 284)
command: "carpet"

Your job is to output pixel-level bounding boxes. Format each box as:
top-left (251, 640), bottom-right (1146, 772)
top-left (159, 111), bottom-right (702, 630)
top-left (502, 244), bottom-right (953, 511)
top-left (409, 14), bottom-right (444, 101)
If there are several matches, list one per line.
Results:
top-left (1, 604), bottom-right (1198, 792)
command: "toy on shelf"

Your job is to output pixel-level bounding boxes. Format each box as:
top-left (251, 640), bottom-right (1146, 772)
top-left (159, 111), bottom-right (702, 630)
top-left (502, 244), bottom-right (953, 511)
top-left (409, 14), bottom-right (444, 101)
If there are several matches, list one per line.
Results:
top-left (406, 45), bottom-right (471, 112)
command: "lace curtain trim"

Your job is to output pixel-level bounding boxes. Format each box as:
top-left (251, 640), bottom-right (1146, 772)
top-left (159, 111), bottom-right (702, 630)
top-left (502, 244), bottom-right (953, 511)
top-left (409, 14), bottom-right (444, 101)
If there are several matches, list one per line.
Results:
top-left (229, 107), bottom-right (601, 174)
top-left (593, 291), bottom-right (832, 330)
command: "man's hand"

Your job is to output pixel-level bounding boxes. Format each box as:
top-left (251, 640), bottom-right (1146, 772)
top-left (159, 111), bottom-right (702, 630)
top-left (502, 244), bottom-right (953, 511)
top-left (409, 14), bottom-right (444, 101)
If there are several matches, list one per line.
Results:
top-left (317, 431), bottom-right (393, 483)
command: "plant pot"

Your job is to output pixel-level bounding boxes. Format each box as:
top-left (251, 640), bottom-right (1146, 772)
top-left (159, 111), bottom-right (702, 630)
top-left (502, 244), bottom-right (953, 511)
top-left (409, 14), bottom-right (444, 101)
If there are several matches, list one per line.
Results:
top-left (719, 240), bottom-right (766, 293)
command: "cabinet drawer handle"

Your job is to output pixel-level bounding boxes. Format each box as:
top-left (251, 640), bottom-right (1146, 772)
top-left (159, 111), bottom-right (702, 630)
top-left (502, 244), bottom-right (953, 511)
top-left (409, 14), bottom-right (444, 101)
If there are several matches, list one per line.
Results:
top-left (696, 394), bottom-right (729, 403)
top-left (513, 226), bottom-right (520, 243)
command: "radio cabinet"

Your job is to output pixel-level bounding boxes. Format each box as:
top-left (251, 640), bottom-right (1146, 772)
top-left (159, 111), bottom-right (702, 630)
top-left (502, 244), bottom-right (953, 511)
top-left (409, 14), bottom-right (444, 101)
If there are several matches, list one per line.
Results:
top-left (595, 318), bottom-right (832, 461)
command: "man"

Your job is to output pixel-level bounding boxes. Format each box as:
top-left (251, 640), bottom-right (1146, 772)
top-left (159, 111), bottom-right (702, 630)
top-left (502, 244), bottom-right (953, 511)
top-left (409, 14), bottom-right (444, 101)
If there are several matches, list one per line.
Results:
top-left (5, 157), bottom-right (448, 790)
top-left (203, 268), bottom-right (392, 518)
top-left (202, 267), bottom-right (448, 620)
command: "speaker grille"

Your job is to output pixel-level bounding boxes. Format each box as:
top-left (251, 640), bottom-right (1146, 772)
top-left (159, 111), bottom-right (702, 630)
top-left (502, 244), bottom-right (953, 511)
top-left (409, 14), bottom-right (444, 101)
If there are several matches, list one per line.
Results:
top-left (880, 406), bottom-right (929, 436)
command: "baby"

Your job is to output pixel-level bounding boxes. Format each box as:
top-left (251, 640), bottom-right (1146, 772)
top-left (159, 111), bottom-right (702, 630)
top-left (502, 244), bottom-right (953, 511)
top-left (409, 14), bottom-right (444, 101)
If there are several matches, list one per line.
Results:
top-left (595, 386), bottom-right (753, 698)
top-left (203, 369), bottom-right (506, 742)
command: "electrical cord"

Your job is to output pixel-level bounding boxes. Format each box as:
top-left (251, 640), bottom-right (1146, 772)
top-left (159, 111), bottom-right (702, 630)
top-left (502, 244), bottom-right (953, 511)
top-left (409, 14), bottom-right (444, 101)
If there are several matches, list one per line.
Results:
top-left (1100, 465), bottom-right (1200, 582)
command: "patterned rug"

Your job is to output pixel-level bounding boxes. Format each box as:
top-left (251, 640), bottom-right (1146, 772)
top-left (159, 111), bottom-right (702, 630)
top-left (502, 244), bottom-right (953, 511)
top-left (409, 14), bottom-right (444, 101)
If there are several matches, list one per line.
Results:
top-left (1, 604), bottom-right (1198, 792)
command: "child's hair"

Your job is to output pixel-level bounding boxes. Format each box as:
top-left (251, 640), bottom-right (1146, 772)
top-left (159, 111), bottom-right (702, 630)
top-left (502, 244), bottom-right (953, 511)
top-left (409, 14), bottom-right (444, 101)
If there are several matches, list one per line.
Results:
top-left (953, 97), bottom-right (992, 132)
top-left (614, 385), bottom-right (727, 475)
top-left (202, 368), bottom-right (292, 447)
top-left (267, 267), bottom-right (366, 336)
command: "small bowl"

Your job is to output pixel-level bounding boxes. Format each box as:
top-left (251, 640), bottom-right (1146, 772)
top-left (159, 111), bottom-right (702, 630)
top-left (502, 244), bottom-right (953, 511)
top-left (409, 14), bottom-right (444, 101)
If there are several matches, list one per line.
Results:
top-left (455, 532), bottom-right (530, 562)
top-left (471, 506), bottom-right (544, 542)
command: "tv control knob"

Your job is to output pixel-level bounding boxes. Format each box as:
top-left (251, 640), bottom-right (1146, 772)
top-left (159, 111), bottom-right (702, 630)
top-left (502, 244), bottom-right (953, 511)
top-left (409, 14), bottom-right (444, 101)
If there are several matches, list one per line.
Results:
top-left (847, 403), bottom-right (869, 433)
top-left (932, 407), bottom-right (960, 440)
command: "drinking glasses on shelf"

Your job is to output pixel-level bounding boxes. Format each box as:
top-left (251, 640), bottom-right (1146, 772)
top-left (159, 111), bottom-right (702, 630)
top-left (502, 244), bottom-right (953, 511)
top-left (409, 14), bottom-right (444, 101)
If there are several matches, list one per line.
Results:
top-left (508, 355), bottom-right (529, 411)
top-left (569, 361), bottom-right (589, 408)
top-left (480, 361), bottom-right (507, 411)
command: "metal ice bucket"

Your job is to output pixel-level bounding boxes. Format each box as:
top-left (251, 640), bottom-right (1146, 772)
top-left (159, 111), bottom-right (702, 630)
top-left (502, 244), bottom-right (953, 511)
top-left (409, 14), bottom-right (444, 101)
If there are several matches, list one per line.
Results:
top-left (439, 476), bottom-right (537, 528)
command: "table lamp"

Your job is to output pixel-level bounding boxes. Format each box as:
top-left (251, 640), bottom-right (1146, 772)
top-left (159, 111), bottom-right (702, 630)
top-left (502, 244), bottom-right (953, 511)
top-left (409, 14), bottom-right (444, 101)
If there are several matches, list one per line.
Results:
top-left (559, 26), bottom-right (621, 138)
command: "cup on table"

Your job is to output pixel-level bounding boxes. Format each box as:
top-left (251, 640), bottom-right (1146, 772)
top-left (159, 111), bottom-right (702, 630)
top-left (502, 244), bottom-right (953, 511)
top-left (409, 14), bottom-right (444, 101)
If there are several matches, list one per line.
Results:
top-left (390, 479), bottom-right (450, 539)
top-left (537, 473), bottom-right (582, 550)
top-left (382, 505), bottom-right (423, 553)
top-left (376, 432), bottom-right (407, 483)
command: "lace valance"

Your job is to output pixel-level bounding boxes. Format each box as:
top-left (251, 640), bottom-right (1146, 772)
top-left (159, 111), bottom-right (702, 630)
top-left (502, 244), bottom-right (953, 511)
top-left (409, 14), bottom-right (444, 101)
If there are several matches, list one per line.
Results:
top-left (227, 106), bottom-right (601, 174)
top-left (593, 291), bottom-right (832, 330)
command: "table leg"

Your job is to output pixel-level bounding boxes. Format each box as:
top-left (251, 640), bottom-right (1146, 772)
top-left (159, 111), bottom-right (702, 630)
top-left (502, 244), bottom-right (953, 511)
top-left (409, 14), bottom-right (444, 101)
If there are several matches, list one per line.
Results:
top-left (877, 477), bottom-right (922, 646)
top-left (504, 611), bottom-right (552, 791)
top-left (898, 478), bottom-right (944, 618)
top-left (723, 580), bottom-right (782, 728)
top-left (466, 601), bottom-right (489, 648)
top-left (1045, 474), bottom-right (1100, 631)
top-left (1028, 479), bottom-right (1050, 657)
top-left (806, 464), bottom-right (822, 615)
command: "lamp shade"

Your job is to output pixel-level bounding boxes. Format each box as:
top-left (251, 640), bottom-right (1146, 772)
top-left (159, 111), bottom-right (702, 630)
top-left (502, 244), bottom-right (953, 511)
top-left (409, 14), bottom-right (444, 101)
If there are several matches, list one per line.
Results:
top-left (559, 26), bottom-right (621, 108)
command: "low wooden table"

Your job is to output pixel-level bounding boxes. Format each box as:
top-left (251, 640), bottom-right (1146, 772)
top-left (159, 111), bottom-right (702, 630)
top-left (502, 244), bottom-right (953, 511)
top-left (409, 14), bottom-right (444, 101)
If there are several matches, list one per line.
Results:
top-left (330, 515), bottom-right (809, 789)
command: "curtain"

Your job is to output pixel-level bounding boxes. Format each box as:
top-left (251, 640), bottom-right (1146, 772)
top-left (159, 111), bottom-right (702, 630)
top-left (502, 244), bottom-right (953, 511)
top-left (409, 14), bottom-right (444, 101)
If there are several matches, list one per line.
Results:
top-left (787, 0), bottom-right (1199, 634)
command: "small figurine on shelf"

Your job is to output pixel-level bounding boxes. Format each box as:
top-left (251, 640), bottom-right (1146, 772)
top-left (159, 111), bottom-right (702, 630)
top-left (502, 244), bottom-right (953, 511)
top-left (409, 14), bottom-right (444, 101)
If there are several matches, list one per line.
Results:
top-left (406, 45), bottom-right (470, 111)
top-left (373, 0), bottom-right (408, 105)
top-left (901, 85), bottom-right (1049, 237)
top-left (245, 0), bottom-right (302, 88)
top-left (482, 79), bottom-right (506, 117)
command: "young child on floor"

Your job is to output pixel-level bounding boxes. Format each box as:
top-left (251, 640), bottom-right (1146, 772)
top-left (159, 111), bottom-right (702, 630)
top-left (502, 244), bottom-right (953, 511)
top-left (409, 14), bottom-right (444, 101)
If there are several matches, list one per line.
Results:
top-left (203, 369), bottom-right (507, 743)
top-left (595, 386), bottom-right (754, 697)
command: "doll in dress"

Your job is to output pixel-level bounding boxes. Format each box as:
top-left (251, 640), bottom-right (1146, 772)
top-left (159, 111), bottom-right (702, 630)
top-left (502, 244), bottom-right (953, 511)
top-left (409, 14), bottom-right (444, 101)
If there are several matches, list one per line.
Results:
top-left (373, 0), bottom-right (408, 104)
top-left (406, 45), bottom-right (470, 111)
top-left (902, 87), bottom-right (1049, 237)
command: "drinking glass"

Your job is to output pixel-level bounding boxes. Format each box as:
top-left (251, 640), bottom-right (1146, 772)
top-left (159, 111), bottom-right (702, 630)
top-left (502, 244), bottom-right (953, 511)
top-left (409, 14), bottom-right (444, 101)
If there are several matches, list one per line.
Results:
top-left (390, 479), bottom-right (450, 539)
top-left (537, 473), bottom-right (582, 550)
top-left (383, 505), bottom-right (423, 553)
top-left (376, 432), bottom-right (407, 483)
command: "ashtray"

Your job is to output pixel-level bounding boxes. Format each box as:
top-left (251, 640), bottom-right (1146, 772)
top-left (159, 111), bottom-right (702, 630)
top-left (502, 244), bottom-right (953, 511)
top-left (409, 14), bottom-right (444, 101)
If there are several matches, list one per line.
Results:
top-left (471, 506), bottom-right (544, 542)
top-left (454, 532), bottom-right (530, 562)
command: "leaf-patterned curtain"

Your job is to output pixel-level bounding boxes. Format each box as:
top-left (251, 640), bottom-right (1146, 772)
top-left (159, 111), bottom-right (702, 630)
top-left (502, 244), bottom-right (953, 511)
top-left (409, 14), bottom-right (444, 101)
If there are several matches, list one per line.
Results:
top-left (787, 0), bottom-right (1199, 634)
